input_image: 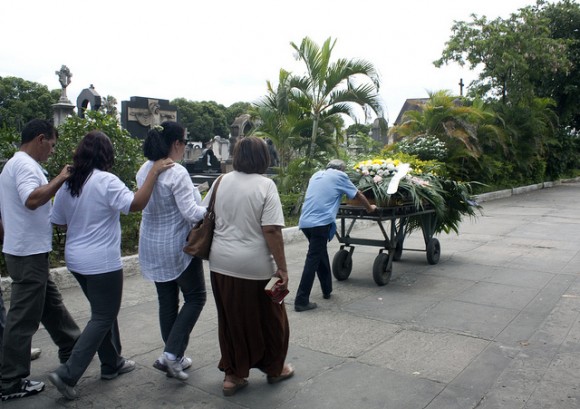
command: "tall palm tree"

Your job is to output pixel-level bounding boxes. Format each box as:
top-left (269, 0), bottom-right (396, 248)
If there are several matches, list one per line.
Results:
top-left (288, 37), bottom-right (383, 170)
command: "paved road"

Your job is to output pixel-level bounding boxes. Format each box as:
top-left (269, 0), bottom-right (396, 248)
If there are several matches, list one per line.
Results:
top-left (4, 182), bottom-right (580, 408)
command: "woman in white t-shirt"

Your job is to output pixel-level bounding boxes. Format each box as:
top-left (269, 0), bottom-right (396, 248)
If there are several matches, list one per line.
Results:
top-left (202, 136), bottom-right (294, 396)
top-left (136, 122), bottom-right (207, 381)
top-left (48, 131), bottom-right (173, 400)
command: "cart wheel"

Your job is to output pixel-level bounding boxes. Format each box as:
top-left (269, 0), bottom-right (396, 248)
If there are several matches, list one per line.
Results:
top-left (332, 249), bottom-right (352, 281)
top-left (393, 239), bottom-right (403, 261)
top-left (426, 238), bottom-right (441, 265)
top-left (372, 253), bottom-right (392, 286)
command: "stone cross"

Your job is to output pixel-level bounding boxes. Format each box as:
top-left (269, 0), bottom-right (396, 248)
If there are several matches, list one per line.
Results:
top-left (55, 65), bottom-right (73, 103)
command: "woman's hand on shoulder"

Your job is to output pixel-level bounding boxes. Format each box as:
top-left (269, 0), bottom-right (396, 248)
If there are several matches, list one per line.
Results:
top-left (152, 158), bottom-right (175, 176)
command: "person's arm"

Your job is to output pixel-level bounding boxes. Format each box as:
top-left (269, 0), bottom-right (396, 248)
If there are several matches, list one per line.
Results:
top-left (25, 165), bottom-right (71, 210)
top-left (129, 158), bottom-right (174, 212)
top-left (262, 225), bottom-right (288, 288)
top-left (354, 190), bottom-right (377, 213)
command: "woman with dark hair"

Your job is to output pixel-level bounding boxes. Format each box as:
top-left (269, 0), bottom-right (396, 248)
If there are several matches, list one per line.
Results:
top-left (137, 121), bottom-right (207, 381)
top-left (202, 136), bottom-right (294, 396)
top-left (48, 131), bottom-right (173, 400)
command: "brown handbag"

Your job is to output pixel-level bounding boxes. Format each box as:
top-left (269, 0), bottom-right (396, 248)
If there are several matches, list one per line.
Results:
top-left (183, 175), bottom-right (224, 260)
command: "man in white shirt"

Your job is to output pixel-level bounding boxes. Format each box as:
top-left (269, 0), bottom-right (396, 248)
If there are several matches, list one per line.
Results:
top-left (0, 119), bottom-right (80, 402)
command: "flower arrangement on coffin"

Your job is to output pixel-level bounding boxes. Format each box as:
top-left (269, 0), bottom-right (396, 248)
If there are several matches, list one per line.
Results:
top-left (347, 156), bottom-right (481, 234)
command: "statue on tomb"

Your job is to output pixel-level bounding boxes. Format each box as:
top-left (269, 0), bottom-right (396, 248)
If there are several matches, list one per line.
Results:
top-left (55, 65), bottom-right (73, 103)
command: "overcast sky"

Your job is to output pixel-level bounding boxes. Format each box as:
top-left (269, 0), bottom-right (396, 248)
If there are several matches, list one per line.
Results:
top-left (2, 0), bottom-right (538, 125)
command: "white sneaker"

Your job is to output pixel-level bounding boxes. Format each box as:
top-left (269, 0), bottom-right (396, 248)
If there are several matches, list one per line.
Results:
top-left (164, 356), bottom-right (188, 381)
top-left (153, 355), bottom-right (192, 374)
top-left (1, 379), bottom-right (45, 401)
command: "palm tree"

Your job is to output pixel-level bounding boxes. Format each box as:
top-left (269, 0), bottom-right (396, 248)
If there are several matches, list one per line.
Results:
top-left (288, 37), bottom-right (383, 170)
top-left (391, 90), bottom-right (505, 180)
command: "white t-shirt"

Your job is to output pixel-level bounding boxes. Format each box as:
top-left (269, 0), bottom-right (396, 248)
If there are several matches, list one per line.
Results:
top-left (0, 152), bottom-right (52, 256)
top-left (137, 161), bottom-right (206, 282)
top-left (203, 171), bottom-right (285, 280)
top-left (51, 169), bottom-right (134, 275)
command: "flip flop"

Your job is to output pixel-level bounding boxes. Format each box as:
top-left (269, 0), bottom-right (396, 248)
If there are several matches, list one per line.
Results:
top-left (267, 363), bottom-right (295, 384)
top-left (222, 378), bottom-right (248, 396)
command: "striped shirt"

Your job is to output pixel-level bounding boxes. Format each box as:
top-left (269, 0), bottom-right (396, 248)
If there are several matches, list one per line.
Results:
top-left (137, 161), bottom-right (206, 282)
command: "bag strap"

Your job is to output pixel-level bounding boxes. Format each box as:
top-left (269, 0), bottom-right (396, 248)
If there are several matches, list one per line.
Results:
top-left (207, 175), bottom-right (224, 212)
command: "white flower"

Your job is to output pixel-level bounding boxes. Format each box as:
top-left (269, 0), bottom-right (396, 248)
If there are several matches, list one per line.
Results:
top-left (373, 175), bottom-right (383, 183)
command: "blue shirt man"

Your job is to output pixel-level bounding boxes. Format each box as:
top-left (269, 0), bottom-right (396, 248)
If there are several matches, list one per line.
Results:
top-left (295, 160), bottom-right (376, 311)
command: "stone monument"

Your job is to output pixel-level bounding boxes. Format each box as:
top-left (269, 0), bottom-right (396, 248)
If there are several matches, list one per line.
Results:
top-left (52, 65), bottom-right (76, 127)
top-left (76, 84), bottom-right (102, 118)
top-left (229, 114), bottom-right (253, 154)
top-left (121, 96), bottom-right (178, 139)
top-left (371, 117), bottom-right (389, 145)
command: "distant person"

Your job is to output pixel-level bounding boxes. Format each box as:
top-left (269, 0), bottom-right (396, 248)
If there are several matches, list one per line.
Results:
top-left (0, 119), bottom-right (81, 402)
top-left (137, 122), bottom-right (207, 381)
top-left (203, 137), bottom-right (294, 396)
top-left (47, 131), bottom-right (174, 400)
top-left (201, 142), bottom-right (217, 168)
top-left (294, 159), bottom-right (376, 312)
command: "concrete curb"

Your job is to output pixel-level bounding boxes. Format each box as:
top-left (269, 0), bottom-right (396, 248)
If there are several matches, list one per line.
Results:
top-left (3, 177), bottom-right (580, 301)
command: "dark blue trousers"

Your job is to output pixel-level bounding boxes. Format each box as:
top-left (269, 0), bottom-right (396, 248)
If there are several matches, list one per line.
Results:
top-left (295, 225), bottom-right (333, 306)
top-left (154, 258), bottom-right (206, 358)
top-left (56, 269), bottom-right (125, 386)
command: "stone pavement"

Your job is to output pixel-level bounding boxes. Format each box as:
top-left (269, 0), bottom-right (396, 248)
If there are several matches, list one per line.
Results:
top-left (4, 181), bottom-right (580, 408)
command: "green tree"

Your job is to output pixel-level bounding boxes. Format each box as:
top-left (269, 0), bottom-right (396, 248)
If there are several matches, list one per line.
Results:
top-left (171, 99), bottom-right (229, 142)
top-left (288, 37), bottom-right (383, 170)
top-left (100, 95), bottom-right (119, 117)
top-left (391, 90), bottom-right (504, 180)
top-left (0, 76), bottom-right (60, 131)
top-left (434, 3), bottom-right (571, 105)
top-left (535, 0), bottom-right (580, 130)
top-left (226, 101), bottom-right (253, 128)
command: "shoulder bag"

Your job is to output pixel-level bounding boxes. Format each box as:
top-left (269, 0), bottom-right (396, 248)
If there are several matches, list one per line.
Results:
top-left (183, 175), bottom-right (224, 260)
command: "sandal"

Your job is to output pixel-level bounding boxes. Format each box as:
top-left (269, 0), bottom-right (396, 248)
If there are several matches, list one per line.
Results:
top-left (223, 376), bottom-right (248, 396)
top-left (267, 363), bottom-right (295, 384)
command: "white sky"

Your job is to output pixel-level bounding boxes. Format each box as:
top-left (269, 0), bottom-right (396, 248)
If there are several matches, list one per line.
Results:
top-left (1, 0), bottom-right (537, 125)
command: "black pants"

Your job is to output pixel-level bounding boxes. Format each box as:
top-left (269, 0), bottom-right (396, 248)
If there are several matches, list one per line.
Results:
top-left (1, 253), bottom-right (80, 390)
top-left (55, 269), bottom-right (125, 386)
top-left (154, 258), bottom-right (206, 358)
top-left (295, 225), bottom-right (333, 306)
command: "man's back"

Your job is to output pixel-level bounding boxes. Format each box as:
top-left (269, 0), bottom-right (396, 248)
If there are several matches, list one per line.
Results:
top-left (0, 152), bottom-right (52, 256)
top-left (298, 169), bottom-right (358, 229)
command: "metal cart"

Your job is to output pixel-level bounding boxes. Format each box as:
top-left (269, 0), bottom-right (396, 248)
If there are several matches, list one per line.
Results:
top-left (332, 203), bottom-right (440, 286)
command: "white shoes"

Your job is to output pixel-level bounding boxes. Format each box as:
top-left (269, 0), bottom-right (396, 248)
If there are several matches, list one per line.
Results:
top-left (153, 354), bottom-right (191, 381)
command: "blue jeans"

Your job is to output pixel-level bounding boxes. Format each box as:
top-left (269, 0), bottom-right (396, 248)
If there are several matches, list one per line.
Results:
top-left (154, 258), bottom-right (206, 358)
top-left (2, 253), bottom-right (80, 390)
top-left (295, 225), bottom-right (333, 306)
top-left (55, 269), bottom-right (125, 386)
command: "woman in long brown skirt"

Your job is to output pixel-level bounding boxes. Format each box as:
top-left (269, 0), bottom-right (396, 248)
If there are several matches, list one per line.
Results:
top-left (203, 137), bottom-right (294, 396)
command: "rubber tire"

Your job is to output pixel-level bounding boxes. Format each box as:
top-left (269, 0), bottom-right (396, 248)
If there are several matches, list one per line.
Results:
top-left (372, 253), bottom-right (392, 286)
top-left (332, 249), bottom-right (352, 281)
top-left (426, 238), bottom-right (441, 265)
